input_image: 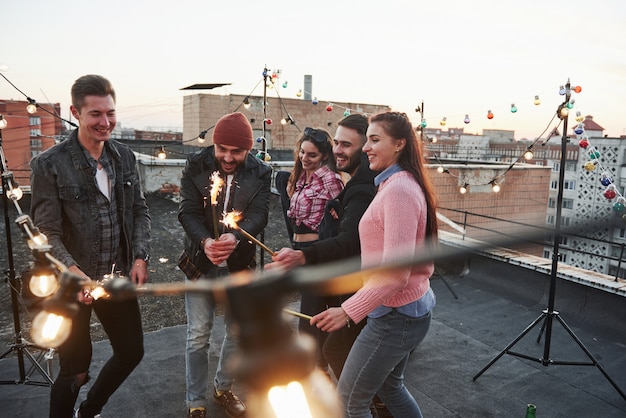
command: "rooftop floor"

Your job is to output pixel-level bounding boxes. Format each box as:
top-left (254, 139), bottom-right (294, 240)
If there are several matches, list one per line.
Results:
top-left (1, 267), bottom-right (625, 417)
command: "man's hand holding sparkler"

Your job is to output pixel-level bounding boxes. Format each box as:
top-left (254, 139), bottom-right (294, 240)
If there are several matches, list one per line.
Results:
top-left (202, 233), bottom-right (239, 265)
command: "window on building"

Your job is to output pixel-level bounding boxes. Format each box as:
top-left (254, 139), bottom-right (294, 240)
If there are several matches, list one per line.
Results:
top-left (29, 116), bottom-right (41, 126)
top-left (548, 198), bottom-right (556, 208)
top-left (547, 215), bottom-right (554, 224)
top-left (30, 128), bottom-right (42, 137)
top-left (30, 139), bottom-right (42, 148)
top-left (31, 150), bottom-right (42, 158)
top-left (562, 198), bottom-right (574, 209)
top-left (563, 180), bottom-right (576, 190)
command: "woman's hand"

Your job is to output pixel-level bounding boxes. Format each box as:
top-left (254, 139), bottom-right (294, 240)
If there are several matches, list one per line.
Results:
top-left (310, 307), bottom-right (351, 332)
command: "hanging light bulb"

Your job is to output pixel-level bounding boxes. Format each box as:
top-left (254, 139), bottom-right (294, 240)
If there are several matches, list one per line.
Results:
top-left (31, 310), bottom-right (73, 348)
top-left (463, 114), bottom-right (470, 124)
top-left (0, 115), bottom-right (7, 129)
top-left (524, 148), bottom-right (534, 160)
top-left (578, 137), bottom-right (589, 149)
top-left (198, 130), bottom-right (208, 144)
top-left (613, 197), bottom-right (626, 213)
top-left (588, 148), bottom-right (601, 159)
top-left (490, 180), bottom-right (501, 193)
top-left (420, 118), bottom-right (427, 128)
top-left (584, 161), bottom-right (597, 172)
top-left (575, 111), bottom-right (584, 122)
top-left (29, 267), bottom-right (59, 298)
top-left (343, 109), bottom-right (350, 117)
top-left (460, 183), bottom-right (468, 194)
top-left (574, 123), bottom-right (585, 135)
top-left (487, 110), bottom-right (494, 120)
top-left (600, 173), bottom-right (613, 187)
top-left (572, 85), bottom-right (582, 93)
top-left (437, 166), bottom-right (445, 174)
top-left (6, 178), bottom-right (23, 201)
top-left (157, 146), bottom-right (166, 160)
top-left (27, 102), bottom-right (38, 114)
top-left (533, 95), bottom-right (541, 106)
top-left (567, 99), bottom-right (575, 109)
top-left (559, 106), bottom-right (569, 118)
top-left (510, 103), bottom-right (517, 113)
top-left (559, 85), bottom-right (567, 95)
top-left (312, 97), bottom-right (318, 105)
top-left (282, 81), bottom-right (288, 88)
top-left (439, 117), bottom-right (447, 126)
top-left (429, 136), bottom-right (438, 143)
top-left (296, 89), bottom-right (302, 98)
top-left (264, 118), bottom-right (272, 125)
top-left (243, 96), bottom-right (251, 110)
top-left (604, 185), bottom-right (617, 200)
top-left (326, 103), bottom-right (333, 112)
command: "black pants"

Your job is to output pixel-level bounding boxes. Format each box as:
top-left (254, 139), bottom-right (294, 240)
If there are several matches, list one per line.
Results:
top-left (49, 298), bottom-right (144, 418)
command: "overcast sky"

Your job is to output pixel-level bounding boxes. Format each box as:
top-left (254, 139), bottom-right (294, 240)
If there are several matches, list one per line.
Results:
top-left (3, 0), bottom-right (625, 140)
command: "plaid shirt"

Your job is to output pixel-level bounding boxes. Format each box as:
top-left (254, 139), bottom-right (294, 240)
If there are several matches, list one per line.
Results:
top-left (287, 165), bottom-right (344, 232)
top-left (83, 148), bottom-right (121, 279)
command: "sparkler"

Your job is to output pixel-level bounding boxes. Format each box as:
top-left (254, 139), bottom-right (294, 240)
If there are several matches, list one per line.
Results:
top-left (209, 171), bottom-right (224, 239)
top-left (222, 210), bottom-right (277, 256)
top-left (283, 308), bottom-right (312, 321)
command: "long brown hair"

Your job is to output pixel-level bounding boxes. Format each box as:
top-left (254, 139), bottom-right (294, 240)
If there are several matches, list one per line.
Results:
top-left (369, 111), bottom-right (439, 241)
top-left (287, 127), bottom-right (336, 196)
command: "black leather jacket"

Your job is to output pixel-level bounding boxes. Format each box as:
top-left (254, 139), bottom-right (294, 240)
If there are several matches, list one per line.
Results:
top-left (30, 130), bottom-right (151, 276)
top-left (177, 146), bottom-right (271, 278)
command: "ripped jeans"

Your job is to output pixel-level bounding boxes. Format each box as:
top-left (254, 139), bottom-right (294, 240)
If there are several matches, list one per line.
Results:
top-left (49, 298), bottom-right (144, 418)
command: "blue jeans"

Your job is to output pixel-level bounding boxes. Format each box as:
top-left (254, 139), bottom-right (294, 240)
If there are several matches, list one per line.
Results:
top-left (338, 309), bottom-right (431, 418)
top-left (185, 269), bottom-right (240, 409)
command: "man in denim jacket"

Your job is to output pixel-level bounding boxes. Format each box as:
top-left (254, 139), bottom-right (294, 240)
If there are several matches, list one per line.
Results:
top-left (30, 74), bottom-right (151, 418)
top-left (178, 112), bottom-right (271, 418)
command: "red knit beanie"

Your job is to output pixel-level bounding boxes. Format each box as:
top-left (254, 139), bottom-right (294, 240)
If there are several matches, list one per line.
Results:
top-left (212, 112), bottom-right (253, 150)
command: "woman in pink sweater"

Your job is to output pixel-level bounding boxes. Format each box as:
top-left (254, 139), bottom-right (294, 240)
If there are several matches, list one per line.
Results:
top-left (311, 111), bottom-right (438, 417)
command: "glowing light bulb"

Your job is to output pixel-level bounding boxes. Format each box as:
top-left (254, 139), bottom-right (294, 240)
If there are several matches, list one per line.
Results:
top-left (157, 147), bottom-right (166, 160)
top-left (524, 150), bottom-right (534, 160)
top-left (281, 117), bottom-right (288, 125)
top-left (326, 104), bottom-right (333, 112)
top-left (437, 166), bottom-right (445, 174)
top-left (0, 116), bottom-right (6, 129)
top-left (487, 110), bottom-right (494, 120)
top-left (510, 103), bottom-right (517, 113)
top-left (464, 114), bottom-right (470, 124)
top-left (31, 311), bottom-right (73, 348)
top-left (491, 181), bottom-right (501, 193)
top-left (243, 97), bottom-right (251, 110)
top-left (533, 95), bottom-right (541, 106)
top-left (460, 184), bottom-right (468, 194)
top-left (27, 103), bottom-right (37, 114)
top-left (440, 117), bottom-right (447, 126)
top-left (296, 89), bottom-right (302, 98)
top-left (29, 272), bottom-right (59, 298)
top-left (7, 184), bottom-right (23, 201)
top-left (559, 107), bottom-right (569, 118)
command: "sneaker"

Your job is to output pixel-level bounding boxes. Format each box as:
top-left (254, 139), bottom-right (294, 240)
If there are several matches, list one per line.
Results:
top-left (74, 409), bottom-right (101, 418)
top-left (187, 407), bottom-right (206, 418)
top-left (213, 389), bottom-right (246, 417)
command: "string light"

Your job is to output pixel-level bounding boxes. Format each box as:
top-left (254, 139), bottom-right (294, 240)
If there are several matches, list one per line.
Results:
top-left (510, 103), bottom-right (518, 113)
top-left (487, 110), bottom-right (494, 120)
top-left (243, 96), bottom-right (251, 109)
top-left (460, 183), bottom-right (469, 194)
top-left (157, 146), bottom-right (166, 159)
top-left (490, 180), bottom-right (501, 193)
top-left (534, 95), bottom-right (541, 106)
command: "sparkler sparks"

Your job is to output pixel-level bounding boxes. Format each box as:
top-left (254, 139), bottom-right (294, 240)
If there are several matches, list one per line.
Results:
top-left (222, 210), bottom-right (276, 256)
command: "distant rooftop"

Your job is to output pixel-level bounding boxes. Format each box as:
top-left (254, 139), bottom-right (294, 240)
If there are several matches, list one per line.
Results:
top-left (179, 83), bottom-right (231, 90)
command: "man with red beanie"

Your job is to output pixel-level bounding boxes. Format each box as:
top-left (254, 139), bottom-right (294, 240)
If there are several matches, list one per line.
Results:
top-left (178, 112), bottom-right (271, 418)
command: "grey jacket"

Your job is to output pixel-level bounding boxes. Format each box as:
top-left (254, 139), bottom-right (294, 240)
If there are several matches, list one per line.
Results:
top-left (29, 130), bottom-right (151, 277)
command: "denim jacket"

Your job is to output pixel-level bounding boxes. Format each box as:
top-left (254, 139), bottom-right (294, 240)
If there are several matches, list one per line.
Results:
top-left (177, 146), bottom-right (271, 279)
top-left (29, 130), bottom-right (151, 277)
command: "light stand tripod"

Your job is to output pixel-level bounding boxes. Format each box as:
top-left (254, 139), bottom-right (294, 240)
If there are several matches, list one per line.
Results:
top-left (0, 121), bottom-right (54, 386)
top-left (472, 81), bottom-right (625, 401)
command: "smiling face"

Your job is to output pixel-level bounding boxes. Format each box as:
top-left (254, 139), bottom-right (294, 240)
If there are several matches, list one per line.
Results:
top-left (298, 138), bottom-right (327, 175)
top-left (71, 95), bottom-right (116, 149)
top-left (363, 121), bottom-right (405, 172)
top-left (333, 125), bottom-right (364, 176)
top-left (214, 143), bottom-right (249, 174)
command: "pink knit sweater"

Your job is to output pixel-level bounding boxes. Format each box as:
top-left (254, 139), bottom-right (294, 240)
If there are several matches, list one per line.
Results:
top-left (342, 170), bottom-right (434, 324)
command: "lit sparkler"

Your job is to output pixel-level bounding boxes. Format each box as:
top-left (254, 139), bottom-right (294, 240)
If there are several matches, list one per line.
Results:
top-left (209, 171), bottom-right (224, 239)
top-left (222, 210), bottom-right (277, 256)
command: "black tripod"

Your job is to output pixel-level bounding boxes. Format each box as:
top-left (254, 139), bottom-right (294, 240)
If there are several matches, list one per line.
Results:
top-left (472, 81), bottom-right (625, 401)
top-left (0, 124), bottom-right (54, 387)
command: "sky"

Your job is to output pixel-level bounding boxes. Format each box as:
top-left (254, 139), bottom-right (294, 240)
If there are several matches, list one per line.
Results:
top-left (2, 0), bottom-right (626, 141)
